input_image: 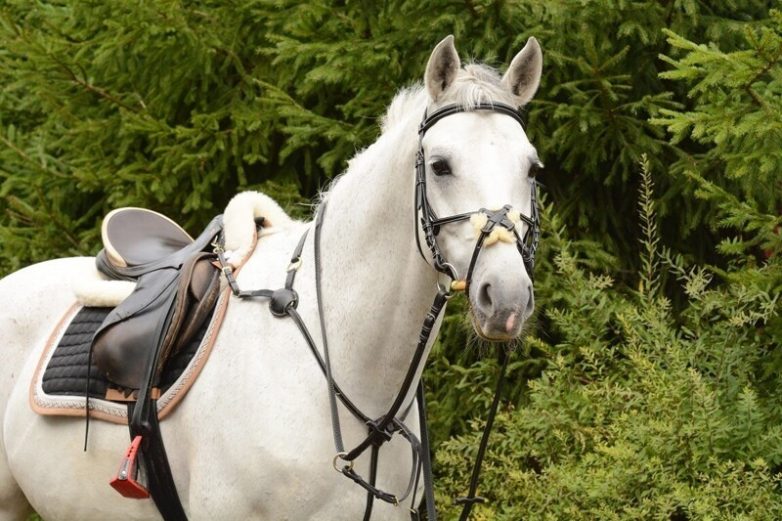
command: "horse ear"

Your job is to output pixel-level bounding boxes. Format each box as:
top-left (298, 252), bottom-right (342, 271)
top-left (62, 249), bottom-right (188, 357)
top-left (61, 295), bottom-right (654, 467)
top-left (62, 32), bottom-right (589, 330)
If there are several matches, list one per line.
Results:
top-left (425, 35), bottom-right (461, 101)
top-left (502, 37), bottom-right (543, 107)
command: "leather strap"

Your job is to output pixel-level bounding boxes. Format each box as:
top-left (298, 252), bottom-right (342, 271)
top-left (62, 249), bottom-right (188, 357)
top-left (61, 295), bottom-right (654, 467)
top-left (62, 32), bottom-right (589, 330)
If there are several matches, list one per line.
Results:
top-left (129, 289), bottom-right (188, 521)
top-left (337, 291), bottom-right (448, 463)
top-left (418, 102), bottom-right (525, 136)
top-left (223, 206), bottom-right (448, 518)
top-left (455, 347), bottom-right (510, 520)
top-left (416, 382), bottom-right (437, 521)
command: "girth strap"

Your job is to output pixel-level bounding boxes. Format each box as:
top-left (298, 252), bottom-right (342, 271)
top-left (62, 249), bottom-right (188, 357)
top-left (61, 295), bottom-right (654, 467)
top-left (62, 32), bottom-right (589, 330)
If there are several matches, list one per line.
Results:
top-left (126, 400), bottom-right (187, 521)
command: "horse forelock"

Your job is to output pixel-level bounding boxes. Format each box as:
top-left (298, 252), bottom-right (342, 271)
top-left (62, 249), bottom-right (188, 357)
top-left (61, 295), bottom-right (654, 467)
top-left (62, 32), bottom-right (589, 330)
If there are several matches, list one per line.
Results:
top-left (445, 63), bottom-right (516, 109)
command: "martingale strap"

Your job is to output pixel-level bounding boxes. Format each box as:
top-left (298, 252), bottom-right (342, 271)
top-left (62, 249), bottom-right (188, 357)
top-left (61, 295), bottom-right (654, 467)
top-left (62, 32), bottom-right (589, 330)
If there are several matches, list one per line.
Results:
top-left (221, 201), bottom-right (442, 519)
top-left (219, 101), bottom-right (536, 520)
top-left (220, 205), bottom-right (514, 521)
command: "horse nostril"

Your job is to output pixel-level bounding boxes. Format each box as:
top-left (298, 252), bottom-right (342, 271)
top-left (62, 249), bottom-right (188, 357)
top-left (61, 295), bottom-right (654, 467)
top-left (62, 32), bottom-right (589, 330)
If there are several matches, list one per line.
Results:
top-left (478, 283), bottom-right (493, 312)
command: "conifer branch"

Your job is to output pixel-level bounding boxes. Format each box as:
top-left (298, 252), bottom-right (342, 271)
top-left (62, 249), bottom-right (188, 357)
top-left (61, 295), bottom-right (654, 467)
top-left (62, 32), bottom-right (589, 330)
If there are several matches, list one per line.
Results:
top-left (57, 61), bottom-right (140, 113)
top-left (0, 134), bottom-right (68, 179)
top-left (33, 185), bottom-right (81, 249)
top-left (742, 43), bottom-right (782, 111)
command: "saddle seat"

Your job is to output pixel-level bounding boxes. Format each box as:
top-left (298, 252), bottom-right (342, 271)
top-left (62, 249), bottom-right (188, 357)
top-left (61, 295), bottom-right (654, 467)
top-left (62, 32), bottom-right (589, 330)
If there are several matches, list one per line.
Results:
top-left (102, 208), bottom-right (194, 269)
top-left (92, 208), bottom-right (224, 391)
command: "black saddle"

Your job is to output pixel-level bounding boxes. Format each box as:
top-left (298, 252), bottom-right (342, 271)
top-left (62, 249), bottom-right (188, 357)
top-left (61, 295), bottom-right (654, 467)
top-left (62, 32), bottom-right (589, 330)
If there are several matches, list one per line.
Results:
top-left (92, 208), bottom-right (223, 390)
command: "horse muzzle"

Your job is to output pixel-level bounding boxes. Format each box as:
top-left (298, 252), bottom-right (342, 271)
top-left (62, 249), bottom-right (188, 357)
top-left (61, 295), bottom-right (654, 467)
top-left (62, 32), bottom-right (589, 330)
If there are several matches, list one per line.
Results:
top-left (468, 261), bottom-right (534, 341)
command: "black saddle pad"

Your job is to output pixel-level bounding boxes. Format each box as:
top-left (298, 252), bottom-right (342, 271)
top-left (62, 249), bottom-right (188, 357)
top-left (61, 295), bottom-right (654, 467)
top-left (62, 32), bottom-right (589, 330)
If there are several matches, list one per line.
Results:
top-left (42, 306), bottom-right (212, 399)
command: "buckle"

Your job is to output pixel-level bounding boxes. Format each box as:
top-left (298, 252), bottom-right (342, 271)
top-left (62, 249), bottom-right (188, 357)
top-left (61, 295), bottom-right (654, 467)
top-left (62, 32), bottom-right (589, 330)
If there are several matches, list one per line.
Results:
top-left (287, 258), bottom-right (302, 272)
top-left (109, 436), bottom-right (150, 499)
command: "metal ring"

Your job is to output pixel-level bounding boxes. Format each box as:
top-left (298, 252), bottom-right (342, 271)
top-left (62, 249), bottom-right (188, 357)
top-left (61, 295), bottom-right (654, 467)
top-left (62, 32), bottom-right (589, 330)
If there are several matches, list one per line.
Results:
top-left (332, 452), bottom-right (354, 472)
top-left (439, 262), bottom-right (459, 281)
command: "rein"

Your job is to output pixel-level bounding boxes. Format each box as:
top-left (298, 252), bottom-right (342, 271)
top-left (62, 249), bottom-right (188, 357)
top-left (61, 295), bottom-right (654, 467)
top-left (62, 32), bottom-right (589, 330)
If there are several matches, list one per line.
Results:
top-left (218, 101), bottom-right (540, 520)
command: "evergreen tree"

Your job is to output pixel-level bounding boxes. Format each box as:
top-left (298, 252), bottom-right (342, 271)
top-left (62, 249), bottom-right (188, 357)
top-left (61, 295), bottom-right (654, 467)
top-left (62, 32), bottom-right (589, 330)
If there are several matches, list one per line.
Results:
top-left (1, 0), bottom-right (776, 273)
top-left (435, 155), bottom-right (782, 519)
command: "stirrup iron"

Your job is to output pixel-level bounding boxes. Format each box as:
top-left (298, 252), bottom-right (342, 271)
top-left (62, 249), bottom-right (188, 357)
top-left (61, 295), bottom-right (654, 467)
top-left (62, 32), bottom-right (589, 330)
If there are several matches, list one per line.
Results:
top-left (109, 435), bottom-right (150, 499)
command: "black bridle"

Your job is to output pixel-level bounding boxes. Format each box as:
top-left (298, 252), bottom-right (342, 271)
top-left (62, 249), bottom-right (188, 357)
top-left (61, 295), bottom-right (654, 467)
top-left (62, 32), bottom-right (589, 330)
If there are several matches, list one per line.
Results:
top-left (415, 102), bottom-right (541, 290)
top-left (217, 101), bottom-right (541, 521)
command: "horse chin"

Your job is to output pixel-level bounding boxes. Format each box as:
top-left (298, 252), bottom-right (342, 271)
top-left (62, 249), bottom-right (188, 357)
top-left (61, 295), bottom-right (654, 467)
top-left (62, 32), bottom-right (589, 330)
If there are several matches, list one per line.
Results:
top-left (468, 308), bottom-right (522, 342)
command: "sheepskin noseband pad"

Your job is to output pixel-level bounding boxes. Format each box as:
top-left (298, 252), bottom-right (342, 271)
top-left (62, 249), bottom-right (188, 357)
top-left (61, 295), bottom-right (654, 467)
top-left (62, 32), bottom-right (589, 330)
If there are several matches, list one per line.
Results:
top-left (469, 206), bottom-right (523, 247)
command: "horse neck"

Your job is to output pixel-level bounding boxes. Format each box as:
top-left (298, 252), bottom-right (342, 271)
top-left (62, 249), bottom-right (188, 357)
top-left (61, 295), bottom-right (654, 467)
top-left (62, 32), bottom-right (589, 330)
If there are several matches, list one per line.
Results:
top-left (317, 114), bottom-right (439, 419)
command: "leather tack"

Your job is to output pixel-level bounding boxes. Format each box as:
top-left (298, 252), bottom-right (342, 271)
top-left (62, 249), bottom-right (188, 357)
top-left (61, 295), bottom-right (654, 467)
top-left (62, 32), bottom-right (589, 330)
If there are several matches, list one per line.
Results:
top-left (269, 288), bottom-right (298, 317)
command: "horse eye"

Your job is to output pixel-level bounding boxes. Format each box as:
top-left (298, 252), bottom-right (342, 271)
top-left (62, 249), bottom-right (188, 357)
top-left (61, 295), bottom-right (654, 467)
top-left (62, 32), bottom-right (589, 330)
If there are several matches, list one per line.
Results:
top-left (430, 159), bottom-right (452, 177)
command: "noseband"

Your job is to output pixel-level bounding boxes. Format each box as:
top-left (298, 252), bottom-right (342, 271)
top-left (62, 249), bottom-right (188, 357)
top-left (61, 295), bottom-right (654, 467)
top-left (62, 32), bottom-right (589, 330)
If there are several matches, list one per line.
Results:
top-left (415, 102), bottom-right (541, 291)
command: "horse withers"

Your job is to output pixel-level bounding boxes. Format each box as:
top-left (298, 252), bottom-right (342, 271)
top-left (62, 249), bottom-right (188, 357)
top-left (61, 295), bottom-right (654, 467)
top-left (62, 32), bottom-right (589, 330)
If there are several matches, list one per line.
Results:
top-left (0, 35), bottom-right (543, 520)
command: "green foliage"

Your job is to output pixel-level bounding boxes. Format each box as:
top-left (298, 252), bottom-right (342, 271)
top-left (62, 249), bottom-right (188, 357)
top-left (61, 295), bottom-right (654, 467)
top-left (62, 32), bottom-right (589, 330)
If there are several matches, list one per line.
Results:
top-left (653, 10), bottom-right (782, 264)
top-left (0, 0), bottom-right (310, 271)
top-left (1, 0), bottom-right (777, 273)
top-left (434, 161), bottom-right (782, 519)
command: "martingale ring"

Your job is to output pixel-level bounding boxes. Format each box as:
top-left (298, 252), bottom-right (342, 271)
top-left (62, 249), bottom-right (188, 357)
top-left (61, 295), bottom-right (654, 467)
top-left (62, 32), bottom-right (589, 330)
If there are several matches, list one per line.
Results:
top-left (332, 452), bottom-right (354, 472)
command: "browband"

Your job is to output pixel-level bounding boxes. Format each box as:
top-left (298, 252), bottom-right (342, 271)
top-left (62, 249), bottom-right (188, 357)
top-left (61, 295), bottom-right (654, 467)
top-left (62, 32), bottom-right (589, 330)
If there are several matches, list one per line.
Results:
top-left (418, 102), bottom-right (525, 136)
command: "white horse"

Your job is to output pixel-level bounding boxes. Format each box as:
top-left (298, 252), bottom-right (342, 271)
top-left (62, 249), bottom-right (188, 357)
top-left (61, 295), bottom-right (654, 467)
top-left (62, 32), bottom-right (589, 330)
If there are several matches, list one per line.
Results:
top-left (0, 35), bottom-right (543, 520)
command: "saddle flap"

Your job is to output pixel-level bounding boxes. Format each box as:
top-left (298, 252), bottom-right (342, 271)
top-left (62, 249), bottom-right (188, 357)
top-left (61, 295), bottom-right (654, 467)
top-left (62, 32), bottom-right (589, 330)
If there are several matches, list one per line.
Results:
top-left (162, 253), bottom-right (221, 362)
top-left (92, 254), bottom-right (221, 390)
top-left (173, 256), bottom-right (221, 352)
top-left (92, 269), bottom-right (179, 389)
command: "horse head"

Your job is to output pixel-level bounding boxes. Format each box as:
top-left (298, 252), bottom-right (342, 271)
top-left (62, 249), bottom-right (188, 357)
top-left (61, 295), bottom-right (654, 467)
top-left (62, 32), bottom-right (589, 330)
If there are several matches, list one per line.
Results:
top-left (417, 35), bottom-right (543, 341)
